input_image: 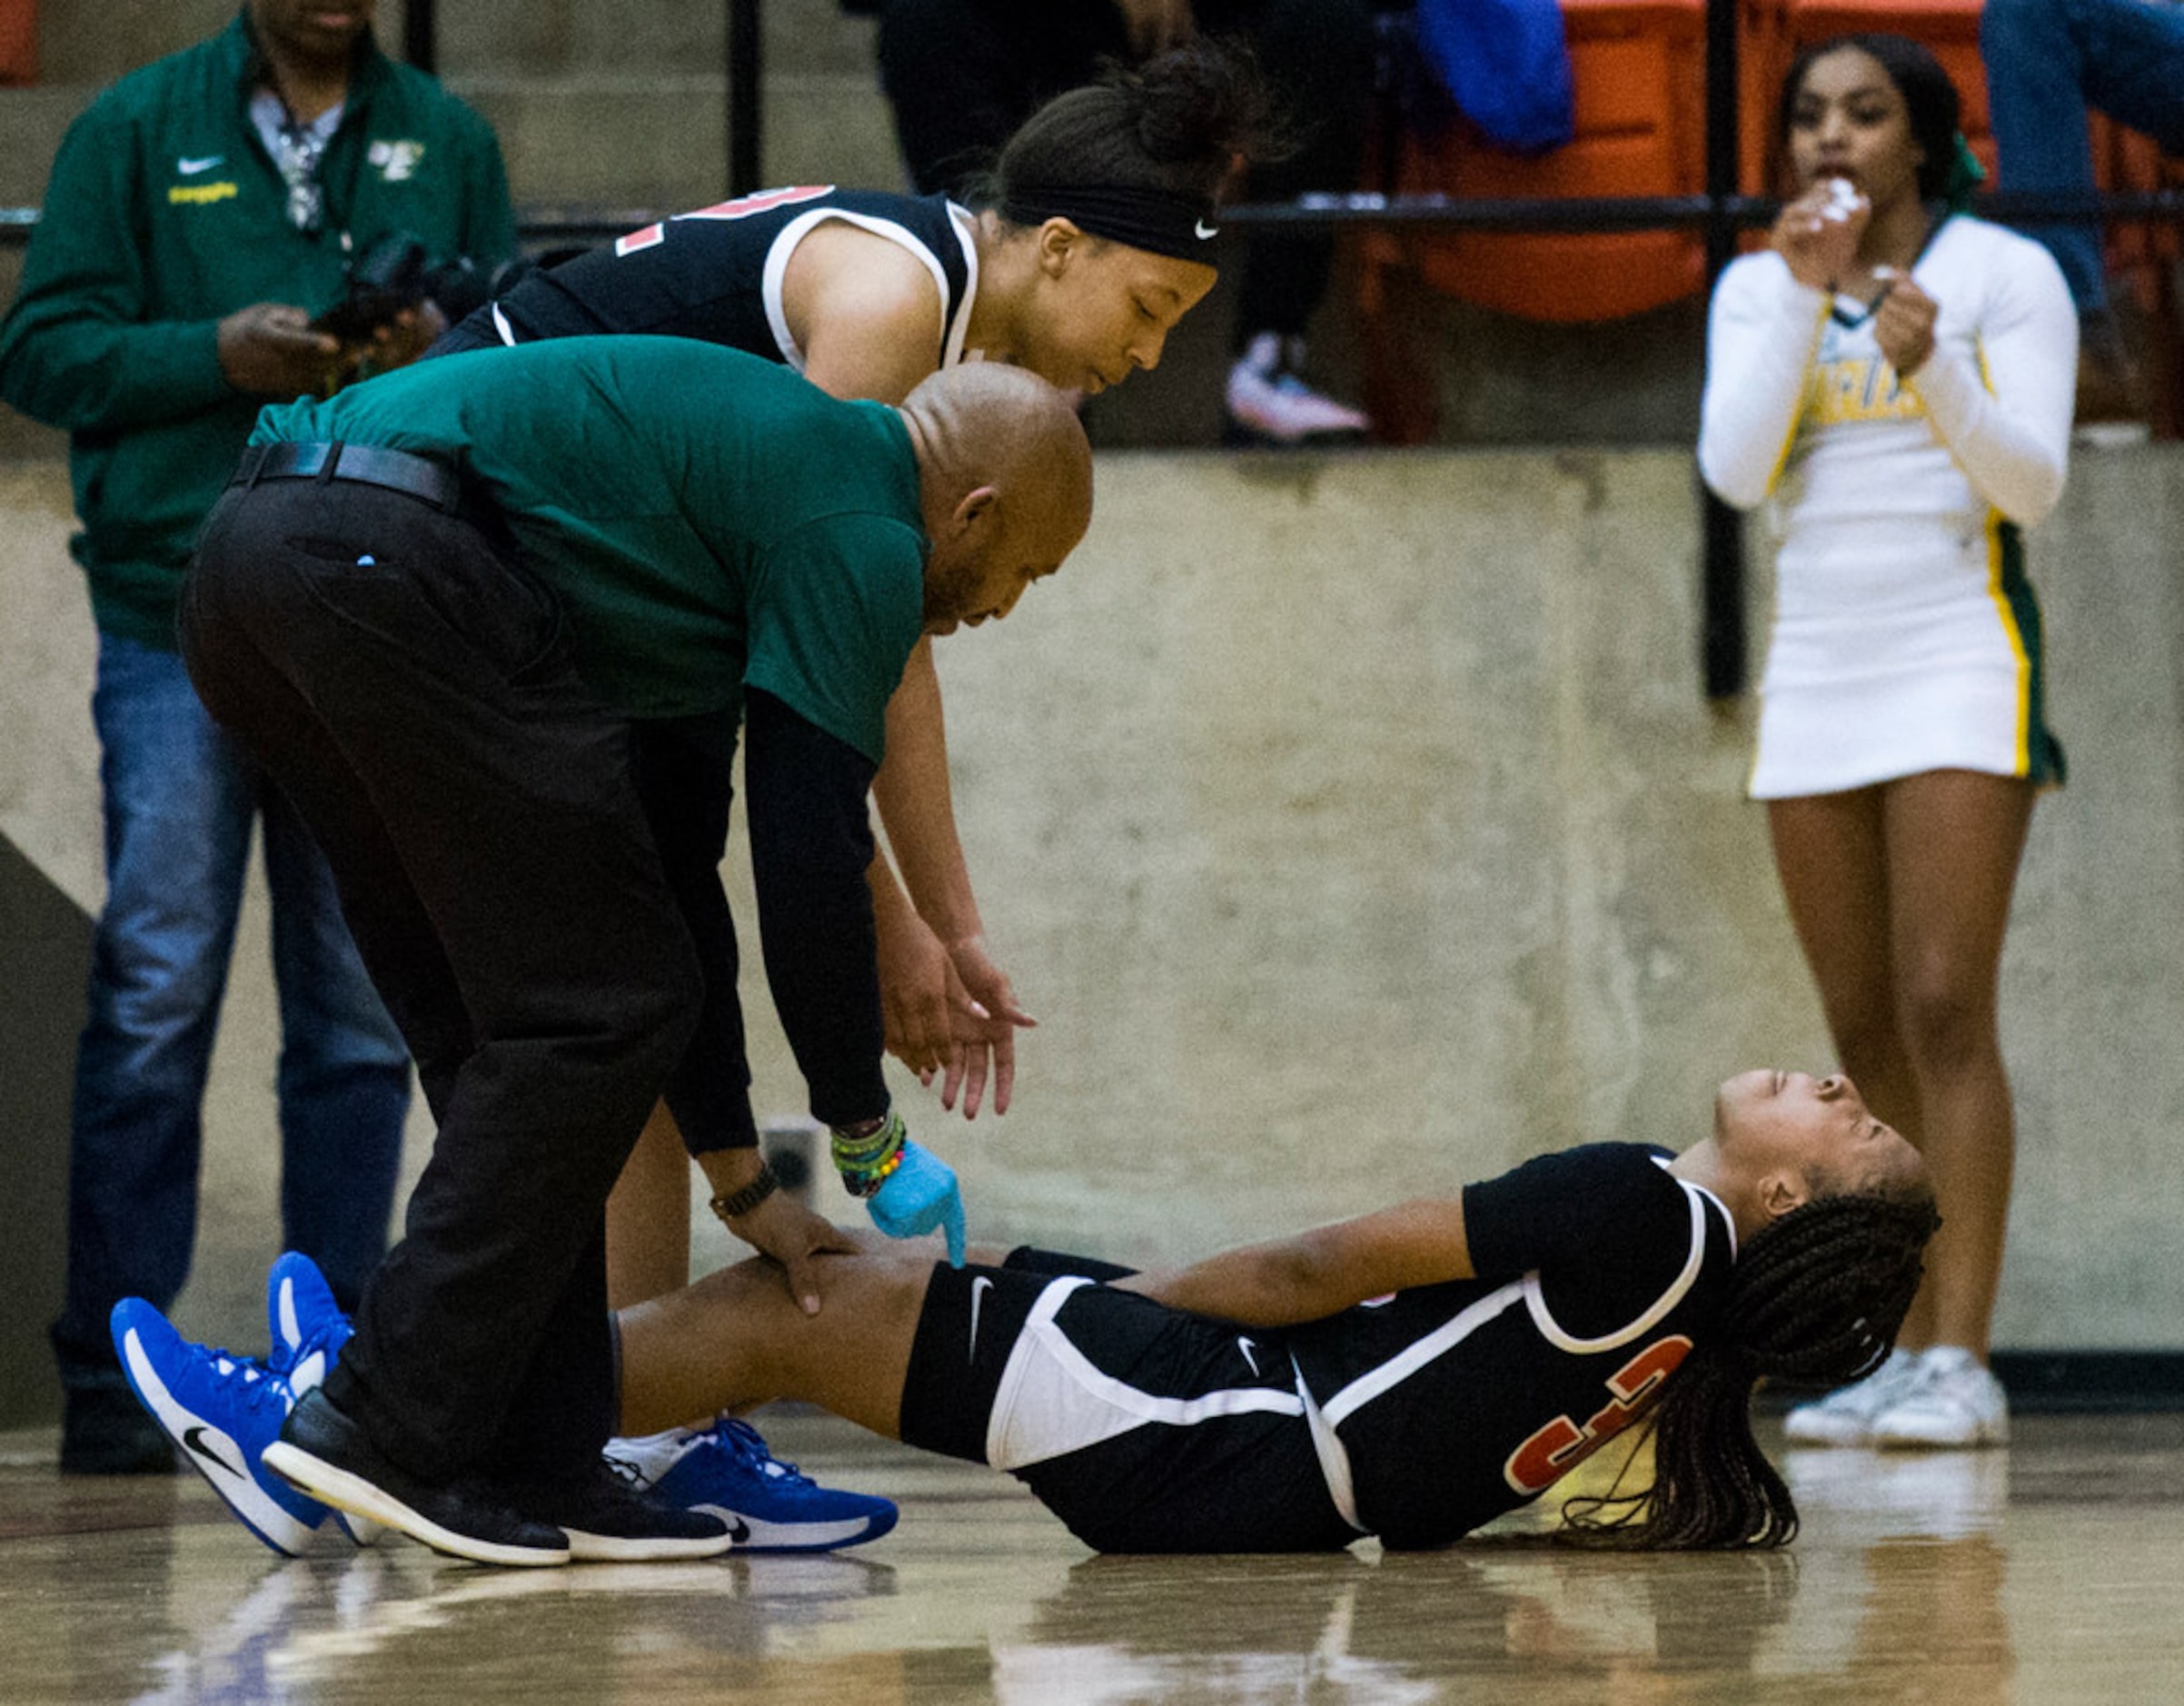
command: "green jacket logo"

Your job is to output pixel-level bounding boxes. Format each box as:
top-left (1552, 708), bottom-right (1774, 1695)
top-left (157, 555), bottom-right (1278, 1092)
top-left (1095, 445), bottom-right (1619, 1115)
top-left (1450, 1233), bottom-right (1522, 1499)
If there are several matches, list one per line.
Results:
top-left (168, 181), bottom-right (238, 205)
top-left (368, 140), bottom-right (426, 181)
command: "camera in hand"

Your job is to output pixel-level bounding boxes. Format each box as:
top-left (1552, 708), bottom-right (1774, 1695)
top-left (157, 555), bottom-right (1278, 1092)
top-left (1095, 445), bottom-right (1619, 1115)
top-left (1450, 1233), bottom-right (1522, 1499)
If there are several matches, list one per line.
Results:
top-left (312, 231), bottom-right (511, 344)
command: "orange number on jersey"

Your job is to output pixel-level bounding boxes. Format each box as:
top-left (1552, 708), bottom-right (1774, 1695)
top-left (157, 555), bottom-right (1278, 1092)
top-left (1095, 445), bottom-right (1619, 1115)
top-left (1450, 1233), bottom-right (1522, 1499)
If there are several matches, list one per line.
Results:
top-left (679, 186), bottom-right (835, 222)
top-left (616, 188), bottom-right (837, 258)
top-left (1502, 1335), bottom-right (1693, 1495)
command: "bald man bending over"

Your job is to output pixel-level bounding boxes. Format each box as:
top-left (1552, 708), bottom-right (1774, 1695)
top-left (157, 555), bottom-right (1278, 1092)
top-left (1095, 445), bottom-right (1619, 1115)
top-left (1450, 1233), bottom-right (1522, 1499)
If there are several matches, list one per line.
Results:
top-left (174, 342), bottom-right (1092, 1565)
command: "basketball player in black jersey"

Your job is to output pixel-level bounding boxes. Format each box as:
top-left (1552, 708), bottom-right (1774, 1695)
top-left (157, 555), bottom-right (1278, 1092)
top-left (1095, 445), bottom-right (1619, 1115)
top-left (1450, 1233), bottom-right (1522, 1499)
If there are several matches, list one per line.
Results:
top-left (608, 1068), bottom-right (1938, 1553)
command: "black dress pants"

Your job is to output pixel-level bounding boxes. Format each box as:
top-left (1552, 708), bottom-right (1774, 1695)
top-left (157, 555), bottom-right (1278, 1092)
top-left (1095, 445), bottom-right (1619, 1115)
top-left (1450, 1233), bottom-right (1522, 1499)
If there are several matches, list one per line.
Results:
top-left (180, 475), bottom-right (701, 1483)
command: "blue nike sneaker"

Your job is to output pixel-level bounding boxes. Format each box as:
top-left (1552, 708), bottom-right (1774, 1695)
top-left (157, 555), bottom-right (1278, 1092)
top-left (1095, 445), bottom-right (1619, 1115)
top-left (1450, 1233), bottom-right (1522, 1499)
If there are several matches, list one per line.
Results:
top-left (264, 1251), bottom-right (382, 1548)
top-left (266, 1250), bottom-right (352, 1397)
top-left (110, 1298), bottom-right (329, 1557)
top-left (604, 1415), bottom-right (898, 1552)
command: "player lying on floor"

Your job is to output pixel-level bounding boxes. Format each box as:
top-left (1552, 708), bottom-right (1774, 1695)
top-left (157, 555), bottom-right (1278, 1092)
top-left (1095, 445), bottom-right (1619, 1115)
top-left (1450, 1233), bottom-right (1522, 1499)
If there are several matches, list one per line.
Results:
top-left (119, 1066), bottom-right (1935, 1560)
top-left (615, 1067), bottom-right (1936, 1552)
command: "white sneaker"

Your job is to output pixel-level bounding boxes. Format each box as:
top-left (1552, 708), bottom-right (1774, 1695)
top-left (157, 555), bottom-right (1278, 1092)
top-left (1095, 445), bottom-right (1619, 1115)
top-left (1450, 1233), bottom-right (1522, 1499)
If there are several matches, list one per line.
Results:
top-left (1782, 1346), bottom-right (1924, 1446)
top-left (1871, 1345), bottom-right (2010, 1449)
top-left (1224, 332), bottom-right (1371, 444)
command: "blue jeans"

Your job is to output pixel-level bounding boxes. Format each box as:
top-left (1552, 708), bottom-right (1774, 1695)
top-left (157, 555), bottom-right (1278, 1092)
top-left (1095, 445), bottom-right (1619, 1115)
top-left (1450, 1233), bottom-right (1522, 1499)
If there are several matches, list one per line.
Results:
top-left (1983, 0), bottom-right (2184, 321)
top-left (52, 633), bottom-right (412, 1393)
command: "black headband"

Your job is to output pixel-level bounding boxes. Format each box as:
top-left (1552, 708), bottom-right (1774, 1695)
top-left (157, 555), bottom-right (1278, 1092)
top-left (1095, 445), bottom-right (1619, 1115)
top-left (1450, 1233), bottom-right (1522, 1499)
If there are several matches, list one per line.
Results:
top-left (998, 183), bottom-right (1221, 262)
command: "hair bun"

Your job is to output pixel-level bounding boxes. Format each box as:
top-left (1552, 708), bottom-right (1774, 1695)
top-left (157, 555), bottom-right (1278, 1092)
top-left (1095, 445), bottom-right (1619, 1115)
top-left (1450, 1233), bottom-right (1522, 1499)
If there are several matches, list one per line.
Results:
top-left (988, 35), bottom-right (1286, 215)
top-left (1121, 36), bottom-right (1286, 170)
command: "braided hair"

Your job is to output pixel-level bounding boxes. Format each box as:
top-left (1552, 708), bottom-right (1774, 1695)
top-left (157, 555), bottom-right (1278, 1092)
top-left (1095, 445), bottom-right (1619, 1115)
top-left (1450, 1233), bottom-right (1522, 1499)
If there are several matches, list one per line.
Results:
top-left (1561, 1181), bottom-right (1941, 1550)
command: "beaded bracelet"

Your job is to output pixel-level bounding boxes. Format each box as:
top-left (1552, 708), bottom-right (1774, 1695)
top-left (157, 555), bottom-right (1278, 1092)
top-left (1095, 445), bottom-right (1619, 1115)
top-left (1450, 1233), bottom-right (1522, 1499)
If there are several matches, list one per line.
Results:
top-left (839, 1144), bottom-right (908, 1199)
top-left (833, 1107), bottom-right (907, 1198)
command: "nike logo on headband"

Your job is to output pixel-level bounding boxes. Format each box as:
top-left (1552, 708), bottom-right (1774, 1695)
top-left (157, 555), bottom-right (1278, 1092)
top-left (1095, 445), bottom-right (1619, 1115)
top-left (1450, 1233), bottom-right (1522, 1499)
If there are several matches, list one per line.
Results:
top-left (1196, 218), bottom-right (1219, 241)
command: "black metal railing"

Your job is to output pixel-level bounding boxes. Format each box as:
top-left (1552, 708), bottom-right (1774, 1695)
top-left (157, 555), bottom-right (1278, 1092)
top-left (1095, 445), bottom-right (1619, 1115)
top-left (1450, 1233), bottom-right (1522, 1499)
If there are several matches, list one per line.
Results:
top-left (2, 0), bottom-right (2178, 697)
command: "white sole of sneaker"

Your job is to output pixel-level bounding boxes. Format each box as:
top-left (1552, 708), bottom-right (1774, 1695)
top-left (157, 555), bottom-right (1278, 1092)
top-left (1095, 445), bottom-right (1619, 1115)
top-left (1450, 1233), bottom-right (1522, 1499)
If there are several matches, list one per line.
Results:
top-left (117, 1326), bottom-right (321, 1558)
top-left (563, 1528), bottom-right (735, 1563)
top-left (685, 1506), bottom-right (888, 1552)
top-left (262, 1440), bottom-right (571, 1568)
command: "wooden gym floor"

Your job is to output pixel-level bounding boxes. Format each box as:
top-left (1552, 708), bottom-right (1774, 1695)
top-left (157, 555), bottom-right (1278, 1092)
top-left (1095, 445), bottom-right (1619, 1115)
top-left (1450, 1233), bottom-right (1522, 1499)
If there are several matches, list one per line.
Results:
top-left (4, 1409), bottom-right (2182, 1703)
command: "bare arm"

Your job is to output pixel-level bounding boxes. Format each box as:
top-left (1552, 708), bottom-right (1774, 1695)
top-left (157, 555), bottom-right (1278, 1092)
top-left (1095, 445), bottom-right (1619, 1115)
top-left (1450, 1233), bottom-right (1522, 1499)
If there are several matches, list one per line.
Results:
top-left (1115, 1197), bottom-right (1476, 1327)
top-left (872, 638), bottom-right (974, 940)
top-left (872, 640), bottom-right (1036, 1113)
top-left (791, 223), bottom-right (948, 408)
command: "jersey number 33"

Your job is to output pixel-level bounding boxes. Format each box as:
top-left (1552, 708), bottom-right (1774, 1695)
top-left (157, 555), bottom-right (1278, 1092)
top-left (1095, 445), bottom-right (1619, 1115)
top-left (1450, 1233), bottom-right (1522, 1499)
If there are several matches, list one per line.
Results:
top-left (1502, 1335), bottom-right (1693, 1496)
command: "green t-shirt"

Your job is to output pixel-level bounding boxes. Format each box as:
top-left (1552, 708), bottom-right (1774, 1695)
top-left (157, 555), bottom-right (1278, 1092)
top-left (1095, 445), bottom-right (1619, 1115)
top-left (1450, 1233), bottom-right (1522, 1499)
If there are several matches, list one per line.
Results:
top-left (253, 336), bottom-right (927, 760)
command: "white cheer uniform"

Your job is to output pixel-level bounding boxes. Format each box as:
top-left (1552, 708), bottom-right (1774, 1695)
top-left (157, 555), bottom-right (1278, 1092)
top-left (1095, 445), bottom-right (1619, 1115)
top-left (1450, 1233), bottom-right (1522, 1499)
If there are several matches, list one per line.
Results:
top-left (1698, 214), bottom-right (2076, 798)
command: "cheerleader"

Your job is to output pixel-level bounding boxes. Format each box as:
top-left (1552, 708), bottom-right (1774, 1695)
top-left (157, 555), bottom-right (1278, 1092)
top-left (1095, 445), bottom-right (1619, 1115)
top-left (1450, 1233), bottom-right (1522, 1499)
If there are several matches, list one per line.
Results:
top-left (1699, 35), bottom-right (2076, 1448)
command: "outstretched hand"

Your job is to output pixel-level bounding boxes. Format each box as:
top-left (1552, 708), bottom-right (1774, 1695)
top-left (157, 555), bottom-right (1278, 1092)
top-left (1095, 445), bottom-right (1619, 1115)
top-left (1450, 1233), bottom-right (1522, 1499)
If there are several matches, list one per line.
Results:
top-left (937, 935), bottom-right (1035, 1119)
top-left (879, 917), bottom-right (1036, 1121)
top-left (878, 907), bottom-right (959, 1081)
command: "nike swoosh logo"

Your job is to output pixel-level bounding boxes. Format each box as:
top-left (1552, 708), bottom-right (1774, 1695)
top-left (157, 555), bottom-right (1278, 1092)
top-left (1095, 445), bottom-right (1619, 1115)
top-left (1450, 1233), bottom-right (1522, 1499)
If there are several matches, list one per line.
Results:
top-left (1237, 1337), bottom-right (1260, 1376)
top-left (1195, 218), bottom-right (1219, 241)
top-left (178, 155), bottom-right (224, 175)
top-left (688, 1503), bottom-right (754, 1542)
top-left (968, 1275), bottom-right (994, 1361)
top-left (182, 1424), bottom-right (241, 1478)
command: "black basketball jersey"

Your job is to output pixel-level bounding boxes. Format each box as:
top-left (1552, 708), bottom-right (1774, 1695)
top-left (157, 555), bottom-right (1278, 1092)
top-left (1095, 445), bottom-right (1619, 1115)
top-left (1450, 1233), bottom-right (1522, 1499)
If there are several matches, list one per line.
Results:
top-left (1285, 1144), bottom-right (1737, 1549)
top-left (474, 185), bottom-right (979, 374)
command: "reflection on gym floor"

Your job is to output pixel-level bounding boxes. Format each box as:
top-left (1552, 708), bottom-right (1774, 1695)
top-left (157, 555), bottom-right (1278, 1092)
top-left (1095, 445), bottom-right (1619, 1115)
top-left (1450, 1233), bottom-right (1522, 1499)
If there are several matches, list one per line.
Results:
top-left (5, 1411), bottom-right (2180, 1703)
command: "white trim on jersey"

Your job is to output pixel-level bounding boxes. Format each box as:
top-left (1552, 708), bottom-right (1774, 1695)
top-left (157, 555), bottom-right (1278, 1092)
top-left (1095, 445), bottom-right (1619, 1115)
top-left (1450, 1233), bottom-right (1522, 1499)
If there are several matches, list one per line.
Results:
top-left (1318, 1163), bottom-right (1732, 1424)
top-left (1523, 1177), bottom-right (1726, 1354)
top-left (940, 201), bottom-right (980, 370)
top-left (1320, 1283), bottom-right (1531, 1433)
top-left (491, 301), bottom-right (516, 347)
top-left (1293, 1359), bottom-right (1370, 1532)
top-left (984, 1277), bottom-right (1307, 1473)
top-left (1295, 1283), bottom-right (1528, 1535)
top-left (1297, 1166), bottom-right (1732, 1530)
top-left (760, 207), bottom-right (970, 375)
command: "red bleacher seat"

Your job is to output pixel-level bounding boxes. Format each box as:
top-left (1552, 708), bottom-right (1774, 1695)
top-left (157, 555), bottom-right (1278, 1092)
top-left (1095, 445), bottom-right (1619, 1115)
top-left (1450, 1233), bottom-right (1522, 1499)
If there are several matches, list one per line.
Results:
top-left (1361, 0), bottom-right (1711, 329)
top-left (0, 0), bottom-right (36, 86)
top-left (1354, 0), bottom-right (2179, 438)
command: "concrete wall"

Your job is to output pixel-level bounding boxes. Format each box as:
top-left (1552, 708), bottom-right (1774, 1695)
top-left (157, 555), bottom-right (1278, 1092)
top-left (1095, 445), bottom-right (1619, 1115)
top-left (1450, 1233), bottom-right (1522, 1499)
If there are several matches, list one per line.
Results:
top-left (4, 2), bottom-right (2178, 1411)
top-left (4, 446), bottom-right (2181, 1390)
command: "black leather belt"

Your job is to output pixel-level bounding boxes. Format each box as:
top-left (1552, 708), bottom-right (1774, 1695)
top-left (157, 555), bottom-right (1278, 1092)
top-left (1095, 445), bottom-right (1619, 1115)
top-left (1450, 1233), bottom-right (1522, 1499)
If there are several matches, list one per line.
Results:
top-left (231, 441), bottom-right (464, 512)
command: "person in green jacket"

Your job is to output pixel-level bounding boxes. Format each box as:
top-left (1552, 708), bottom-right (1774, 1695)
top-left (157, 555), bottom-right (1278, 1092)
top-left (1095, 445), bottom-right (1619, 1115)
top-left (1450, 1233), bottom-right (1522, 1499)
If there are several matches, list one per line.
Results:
top-left (0, 0), bottom-right (515, 1476)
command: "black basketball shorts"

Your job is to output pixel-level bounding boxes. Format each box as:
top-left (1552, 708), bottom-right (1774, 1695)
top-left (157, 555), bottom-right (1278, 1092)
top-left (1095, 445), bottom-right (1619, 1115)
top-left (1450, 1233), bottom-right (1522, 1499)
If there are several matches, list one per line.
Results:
top-left (897, 1255), bottom-right (1360, 1553)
